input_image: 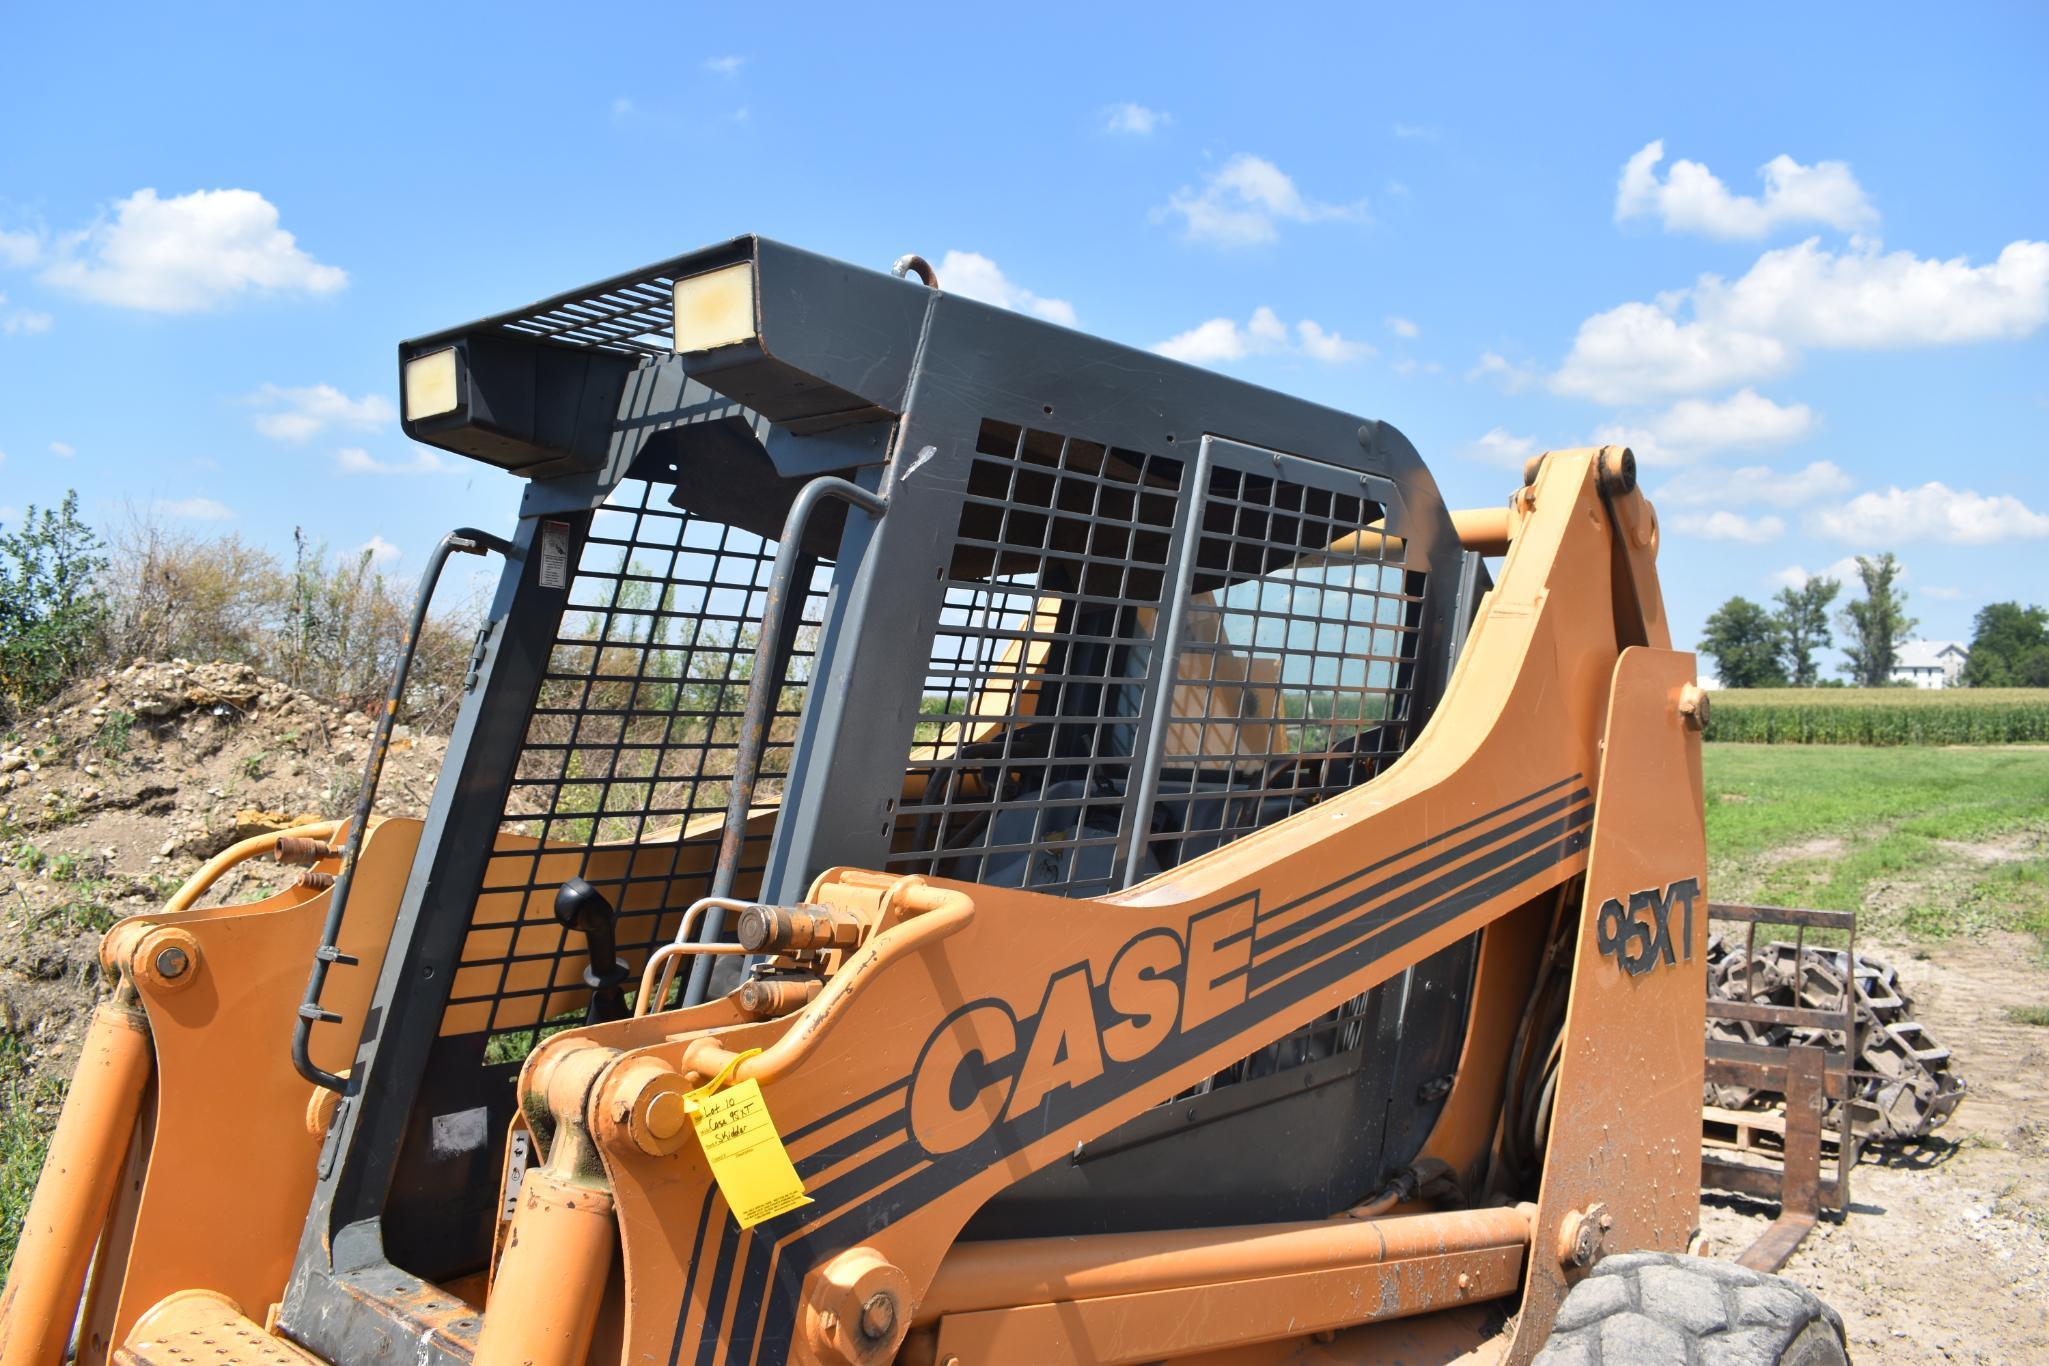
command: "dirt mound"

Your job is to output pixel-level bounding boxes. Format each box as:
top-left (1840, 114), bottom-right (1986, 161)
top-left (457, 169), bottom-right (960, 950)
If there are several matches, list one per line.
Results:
top-left (0, 659), bottom-right (447, 1094)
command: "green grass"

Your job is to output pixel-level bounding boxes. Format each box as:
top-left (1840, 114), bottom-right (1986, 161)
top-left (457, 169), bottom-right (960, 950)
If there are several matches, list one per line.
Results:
top-left (1706, 687), bottom-right (2049, 745)
top-left (1704, 744), bottom-right (2049, 949)
top-left (91, 709), bottom-right (134, 758)
top-left (0, 1033), bottom-right (64, 1283)
top-left (2009, 1004), bottom-right (2049, 1027)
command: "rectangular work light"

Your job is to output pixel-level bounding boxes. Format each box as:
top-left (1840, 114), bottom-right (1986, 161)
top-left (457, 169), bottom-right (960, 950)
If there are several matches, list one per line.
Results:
top-left (403, 347), bottom-right (463, 422)
top-left (672, 260), bottom-right (757, 354)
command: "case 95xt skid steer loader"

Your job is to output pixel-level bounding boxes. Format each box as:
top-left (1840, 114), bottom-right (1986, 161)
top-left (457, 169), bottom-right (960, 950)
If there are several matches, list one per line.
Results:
top-left (1, 239), bottom-right (1850, 1365)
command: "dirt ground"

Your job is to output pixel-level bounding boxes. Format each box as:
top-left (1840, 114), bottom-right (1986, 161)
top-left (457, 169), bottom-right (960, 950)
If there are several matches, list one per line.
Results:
top-left (1699, 930), bottom-right (2049, 1363)
top-left (0, 660), bottom-right (447, 1098)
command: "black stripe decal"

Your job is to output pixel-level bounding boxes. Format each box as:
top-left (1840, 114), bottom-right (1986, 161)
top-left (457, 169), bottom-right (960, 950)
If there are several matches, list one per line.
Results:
top-left (1254, 787), bottom-right (1590, 960)
top-left (765, 775), bottom-right (1586, 1184)
top-left (735, 823), bottom-right (1592, 1363)
top-left (668, 776), bottom-right (1585, 1362)
top-left (1254, 801), bottom-right (1593, 994)
top-left (665, 1185), bottom-right (720, 1366)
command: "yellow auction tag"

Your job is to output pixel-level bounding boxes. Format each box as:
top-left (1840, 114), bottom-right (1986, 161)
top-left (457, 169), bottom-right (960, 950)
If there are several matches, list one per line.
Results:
top-left (685, 1049), bottom-right (813, 1229)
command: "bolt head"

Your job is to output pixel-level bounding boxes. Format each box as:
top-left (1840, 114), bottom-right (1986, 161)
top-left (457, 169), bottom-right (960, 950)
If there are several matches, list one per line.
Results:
top-left (859, 1291), bottom-right (896, 1341)
top-left (645, 1090), bottom-right (688, 1142)
top-left (1679, 684), bottom-right (1711, 732)
top-left (154, 945), bottom-right (190, 979)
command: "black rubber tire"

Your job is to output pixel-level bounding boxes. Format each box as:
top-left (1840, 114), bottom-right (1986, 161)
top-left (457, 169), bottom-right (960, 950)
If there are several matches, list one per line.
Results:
top-left (1533, 1251), bottom-right (1850, 1365)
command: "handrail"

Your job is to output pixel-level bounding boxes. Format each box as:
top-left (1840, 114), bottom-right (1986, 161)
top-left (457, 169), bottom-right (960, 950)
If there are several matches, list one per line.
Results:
top-left (292, 527), bottom-right (516, 1092)
top-left (682, 476), bottom-right (887, 1006)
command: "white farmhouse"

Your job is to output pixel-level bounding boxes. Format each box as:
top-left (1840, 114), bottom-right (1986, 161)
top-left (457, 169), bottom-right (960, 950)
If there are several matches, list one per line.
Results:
top-left (1890, 640), bottom-right (1969, 689)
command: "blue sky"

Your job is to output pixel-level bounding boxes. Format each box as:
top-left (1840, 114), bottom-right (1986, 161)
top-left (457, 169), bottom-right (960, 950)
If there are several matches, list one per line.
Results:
top-left (3, 4), bottom-right (2045, 669)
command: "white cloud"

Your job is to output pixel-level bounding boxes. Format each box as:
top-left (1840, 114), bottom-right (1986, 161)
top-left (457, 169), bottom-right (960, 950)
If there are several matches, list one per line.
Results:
top-left (1591, 389), bottom-right (1815, 465)
top-left (1921, 585), bottom-right (1963, 600)
top-left (936, 251), bottom-right (1077, 327)
top-left (1160, 155), bottom-right (1366, 248)
top-left (359, 535), bottom-right (402, 567)
top-left (49, 441), bottom-right (74, 458)
top-left (1654, 460), bottom-right (1851, 510)
top-left (154, 496), bottom-right (233, 520)
top-left (1554, 237), bottom-right (2049, 402)
top-left (0, 293), bottom-right (52, 335)
top-left (1152, 307), bottom-right (1370, 366)
top-left (0, 507), bottom-right (15, 525)
top-left (1615, 140), bottom-right (1876, 238)
top-left (702, 55), bottom-right (744, 76)
top-left (1671, 510), bottom-right (1785, 543)
top-left (1294, 320), bottom-right (1372, 362)
top-left (0, 226), bottom-right (41, 267)
top-left (1154, 307), bottom-right (1285, 363)
top-left (248, 383), bottom-right (397, 442)
top-left (1552, 301), bottom-right (1790, 403)
top-left (610, 96), bottom-right (635, 121)
top-left (1392, 123), bottom-right (1440, 141)
top-left (1809, 482), bottom-right (2049, 545)
top-left (1386, 315), bottom-right (1419, 339)
top-left (336, 447), bottom-right (453, 476)
top-left (1465, 427), bottom-right (1538, 469)
top-left (40, 188), bottom-right (346, 312)
top-left (1770, 556), bottom-right (1885, 591)
top-left (1466, 350), bottom-right (1538, 393)
top-left (1392, 358), bottom-right (1442, 378)
top-left (1102, 103), bottom-right (1168, 136)
top-left (1709, 237), bottom-right (2049, 348)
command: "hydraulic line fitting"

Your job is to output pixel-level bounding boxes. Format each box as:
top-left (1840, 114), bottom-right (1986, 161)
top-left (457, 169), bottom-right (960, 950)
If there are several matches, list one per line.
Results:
top-left (737, 903), bottom-right (865, 954)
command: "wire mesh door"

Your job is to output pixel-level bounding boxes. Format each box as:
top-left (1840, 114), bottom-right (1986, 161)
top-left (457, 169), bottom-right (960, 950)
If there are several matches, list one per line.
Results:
top-left (888, 419), bottom-right (1187, 898)
top-left (889, 425), bottom-right (1426, 904)
top-left (439, 476), bottom-right (832, 1052)
top-left (1137, 436), bottom-right (1429, 1090)
top-left (1130, 437), bottom-right (1425, 880)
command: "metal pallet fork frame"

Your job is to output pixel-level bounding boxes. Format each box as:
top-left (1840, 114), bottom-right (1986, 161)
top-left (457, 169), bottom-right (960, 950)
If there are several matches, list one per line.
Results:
top-left (1700, 900), bottom-right (1861, 1272)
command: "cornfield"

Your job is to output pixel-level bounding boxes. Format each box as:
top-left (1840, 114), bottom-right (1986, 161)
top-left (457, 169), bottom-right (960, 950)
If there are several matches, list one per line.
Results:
top-left (1705, 688), bottom-right (2049, 745)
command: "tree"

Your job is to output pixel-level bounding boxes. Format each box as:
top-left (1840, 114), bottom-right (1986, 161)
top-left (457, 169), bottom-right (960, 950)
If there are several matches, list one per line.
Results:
top-left (1773, 575), bottom-right (1839, 687)
top-left (1700, 596), bottom-right (1788, 688)
top-left (1837, 553), bottom-right (1915, 686)
top-left (0, 491), bottom-right (110, 714)
top-left (1960, 601), bottom-right (2049, 687)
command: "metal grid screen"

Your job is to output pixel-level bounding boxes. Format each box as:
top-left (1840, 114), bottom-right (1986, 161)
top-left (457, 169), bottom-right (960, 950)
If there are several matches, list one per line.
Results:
top-left (888, 420), bottom-right (1185, 897)
top-left (499, 270), bottom-right (679, 357)
top-left (1140, 465), bottom-right (1423, 870)
top-left (1152, 460), bottom-right (1426, 1093)
top-left (440, 477), bottom-right (831, 1041)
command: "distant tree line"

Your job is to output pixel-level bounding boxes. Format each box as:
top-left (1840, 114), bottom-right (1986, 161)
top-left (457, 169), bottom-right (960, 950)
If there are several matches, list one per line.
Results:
top-left (1700, 550), bottom-right (2045, 689)
top-left (1960, 602), bottom-right (2049, 687)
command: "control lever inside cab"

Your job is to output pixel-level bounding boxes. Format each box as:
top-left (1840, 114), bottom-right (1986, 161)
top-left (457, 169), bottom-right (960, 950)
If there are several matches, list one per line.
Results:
top-left (554, 878), bottom-right (632, 1025)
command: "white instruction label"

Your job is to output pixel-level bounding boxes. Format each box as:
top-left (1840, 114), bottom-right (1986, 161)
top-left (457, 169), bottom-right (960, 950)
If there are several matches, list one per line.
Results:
top-left (539, 520), bottom-right (572, 589)
top-left (500, 1129), bottom-right (532, 1220)
top-left (430, 1106), bottom-right (489, 1158)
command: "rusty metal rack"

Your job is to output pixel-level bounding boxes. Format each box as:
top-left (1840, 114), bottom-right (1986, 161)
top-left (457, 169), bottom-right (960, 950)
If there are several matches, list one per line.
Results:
top-left (1699, 901), bottom-right (1862, 1272)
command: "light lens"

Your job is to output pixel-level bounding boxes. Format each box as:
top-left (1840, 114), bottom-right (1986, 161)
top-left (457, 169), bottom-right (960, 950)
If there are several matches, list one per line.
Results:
top-left (404, 348), bottom-right (461, 422)
top-left (672, 261), bottom-right (757, 353)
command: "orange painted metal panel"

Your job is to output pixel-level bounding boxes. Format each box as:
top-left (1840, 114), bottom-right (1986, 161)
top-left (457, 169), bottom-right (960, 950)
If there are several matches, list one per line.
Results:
top-left (1508, 645), bottom-right (1707, 1360)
